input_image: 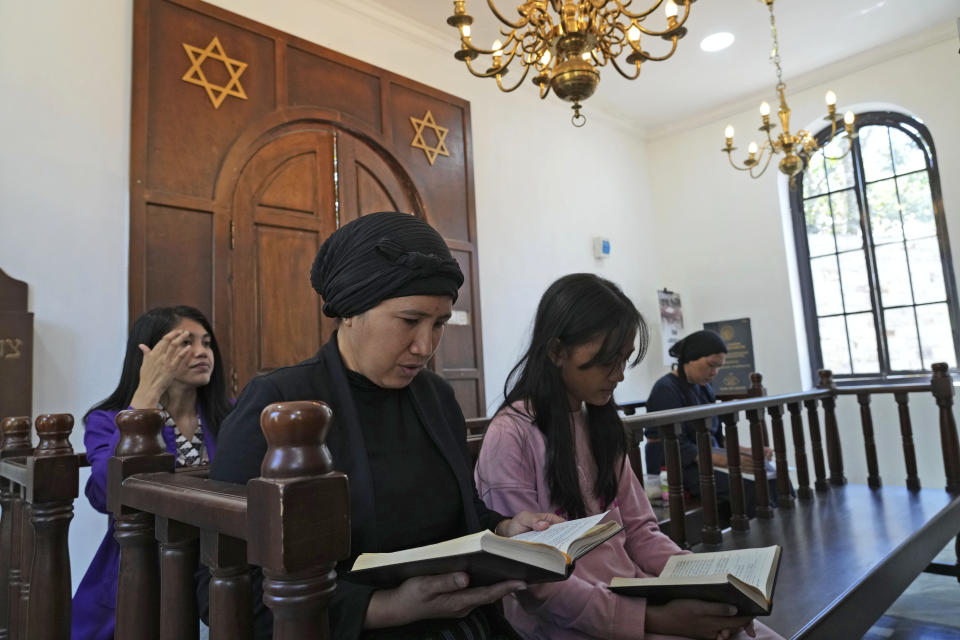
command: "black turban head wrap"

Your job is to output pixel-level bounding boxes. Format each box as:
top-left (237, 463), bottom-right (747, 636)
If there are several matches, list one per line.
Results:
top-left (310, 211), bottom-right (464, 318)
top-left (669, 330), bottom-right (727, 381)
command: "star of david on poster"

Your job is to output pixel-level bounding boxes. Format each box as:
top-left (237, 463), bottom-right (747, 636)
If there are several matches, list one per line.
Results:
top-left (181, 36), bottom-right (248, 109)
top-left (409, 110), bottom-right (450, 165)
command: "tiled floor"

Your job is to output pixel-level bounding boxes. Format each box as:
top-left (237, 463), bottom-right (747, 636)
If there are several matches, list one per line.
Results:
top-left (864, 542), bottom-right (960, 639)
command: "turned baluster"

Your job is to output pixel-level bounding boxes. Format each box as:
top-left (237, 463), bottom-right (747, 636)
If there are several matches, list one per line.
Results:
top-left (0, 416), bottom-right (31, 640)
top-left (746, 409), bottom-right (772, 518)
top-left (248, 401), bottom-right (350, 639)
top-left (856, 393), bottom-right (882, 489)
top-left (695, 418), bottom-right (721, 545)
top-left (203, 532), bottom-right (252, 640)
top-left (894, 392), bottom-right (921, 491)
top-left (660, 423), bottom-right (687, 547)
top-left (931, 363), bottom-right (960, 493)
top-left (110, 409), bottom-right (173, 640)
top-left (817, 370), bottom-right (847, 486)
top-left (786, 402), bottom-right (812, 500)
top-left (721, 412), bottom-right (748, 531)
top-left (157, 518), bottom-right (199, 640)
top-left (767, 405), bottom-right (794, 508)
top-left (27, 414), bottom-right (78, 640)
top-left (747, 373), bottom-right (770, 446)
top-left (804, 399), bottom-right (829, 491)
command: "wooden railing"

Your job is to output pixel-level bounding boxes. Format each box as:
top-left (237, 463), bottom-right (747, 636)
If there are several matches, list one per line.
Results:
top-left (623, 364), bottom-right (960, 547)
top-left (0, 414), bottom-right (81, 640)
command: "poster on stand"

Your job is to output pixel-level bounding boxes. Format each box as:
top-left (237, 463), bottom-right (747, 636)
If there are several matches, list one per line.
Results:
top-left (703, 318), bottom-right (755, 395)
top-left (658, 289), bottom-right (683, 366)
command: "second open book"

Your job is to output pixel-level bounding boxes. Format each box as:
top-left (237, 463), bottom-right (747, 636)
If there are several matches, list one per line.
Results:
top-left (609, 545), bottom-right (782, 616)
top-left (348, 511), bottom-right (623, 588)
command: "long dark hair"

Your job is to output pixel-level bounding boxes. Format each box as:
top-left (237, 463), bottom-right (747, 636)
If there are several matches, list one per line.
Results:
top-left (500, 274), bottom-right (648, 519)
top-left (84, 306), bottom-right (231, 435)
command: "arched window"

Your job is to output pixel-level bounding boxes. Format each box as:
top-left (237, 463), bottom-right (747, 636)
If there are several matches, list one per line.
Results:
top-left (791, 111), bottom-right (960, 380)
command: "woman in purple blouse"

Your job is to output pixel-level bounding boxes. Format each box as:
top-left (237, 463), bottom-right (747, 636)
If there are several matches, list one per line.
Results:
top-left (71, 306), bottom-right (231, 640)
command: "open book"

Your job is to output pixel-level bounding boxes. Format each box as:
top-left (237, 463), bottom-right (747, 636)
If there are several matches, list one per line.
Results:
top-left (348, 511), bottom-right (623, 588)
top-left (609, 545), bottom-right (781, 616)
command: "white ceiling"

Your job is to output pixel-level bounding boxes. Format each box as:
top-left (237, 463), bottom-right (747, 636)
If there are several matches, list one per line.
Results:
top-left (367, 0), bottom-right (960, 134)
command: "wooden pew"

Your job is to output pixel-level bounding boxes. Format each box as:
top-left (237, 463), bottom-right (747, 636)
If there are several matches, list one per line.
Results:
top-left (622, 364), bottom-right (960, 639)
top-left (0, 414), bottom-right (82, 640)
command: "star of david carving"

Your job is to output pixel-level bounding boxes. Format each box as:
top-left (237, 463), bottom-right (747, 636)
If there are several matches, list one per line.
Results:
top-left (181, 36), bottom-right (248, 109)
top-left (409, 110), bottom-right (450, 165)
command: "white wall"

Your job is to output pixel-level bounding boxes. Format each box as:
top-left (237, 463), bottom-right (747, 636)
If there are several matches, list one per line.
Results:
top-left (644, 34), bottom-right (960, 489)
top-left (0, 0), bottom-right (664, 591)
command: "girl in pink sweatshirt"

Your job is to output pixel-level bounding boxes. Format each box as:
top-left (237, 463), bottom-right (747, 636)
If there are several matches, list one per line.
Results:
top-left (475, 273), bottom-right (783, 640)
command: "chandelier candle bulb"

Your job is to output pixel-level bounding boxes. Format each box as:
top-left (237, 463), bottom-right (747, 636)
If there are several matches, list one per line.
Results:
top-left (825, 90), bottom-right (837, 106)
top-left (628, 25), bottom-right (641, 42)
top-left (665, 1), bottom-right (679, 19)
top-left (760, 101), bottom-right (770, 117)
top-left (461, 24), bottom-right (471, 38)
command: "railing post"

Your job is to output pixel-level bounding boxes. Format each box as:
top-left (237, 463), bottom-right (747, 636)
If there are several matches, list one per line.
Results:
top-left (786, 402), bottom-right (812, 500)
top-left (694, 418), bottom-right (721, 545)
top-left (894, 392), bottom-right (921, 491)
top-left (203, 532), bottom-right (252, 640)
top-left (660, 423), bottom-right (687, 547)
top-left (856, 393), bottom-right (882, 489)
top-left (804, 399), bottom-right (829, 491)
top-left (817, 370), bottom-right (847, 486)
top-left (626, 427), bottom-right (644, 484)
top-left (0, 416), bottom-right (31, 640)
top-left (157, 518), bottom-right (200, 640)
top-left (931, 363), bottom-right (960, 493)
top-left (721, 412), bottom-right (748, 531)
top-left (27, 414), bottom-right (78, 640)
top-left (767, 405), bottom-right (794, 508)
top-left (110, 410), bottom-right (174, 640)
top-left (747, 373), bottom-right (769, 446)
top-left (746, 409), bottom-right (772, 518)
top-left (248, 401), bottom-right (350, 640)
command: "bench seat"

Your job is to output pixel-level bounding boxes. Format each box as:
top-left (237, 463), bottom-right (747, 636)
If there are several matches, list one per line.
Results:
top-left (694, 484), bottom-right (960, 639)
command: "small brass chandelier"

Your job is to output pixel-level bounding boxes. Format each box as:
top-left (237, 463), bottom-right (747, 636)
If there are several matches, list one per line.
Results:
top-left (447, 0), bottom-right (695, 126)
top-left (722, 0), bottom-right (855, 180)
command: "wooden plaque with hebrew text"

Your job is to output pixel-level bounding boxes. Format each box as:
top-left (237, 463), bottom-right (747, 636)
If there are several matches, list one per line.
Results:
top-left (0, 269), bottom-right (32, 420)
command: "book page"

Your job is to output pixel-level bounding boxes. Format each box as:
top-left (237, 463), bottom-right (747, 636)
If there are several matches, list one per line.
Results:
top-left (510, 511), bottom-right (609, 554)
top-left (661, 546), bottom-right (778, 594)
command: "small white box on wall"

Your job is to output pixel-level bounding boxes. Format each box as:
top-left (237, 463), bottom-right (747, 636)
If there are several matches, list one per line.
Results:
top-left (593, 237), bottom-right (611, 259)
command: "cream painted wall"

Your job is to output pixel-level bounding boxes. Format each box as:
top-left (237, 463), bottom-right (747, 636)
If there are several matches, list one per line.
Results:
top-left (0, 0), bottom-right (664, 591)
top-left (644, 35), bottom-right (960, 490)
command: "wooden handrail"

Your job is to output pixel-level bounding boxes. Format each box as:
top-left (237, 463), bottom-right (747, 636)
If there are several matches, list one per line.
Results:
top-left (622, 389), bottom-right (829, 430)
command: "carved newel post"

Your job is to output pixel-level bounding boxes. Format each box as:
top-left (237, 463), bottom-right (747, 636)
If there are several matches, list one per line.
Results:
top-left (0, 417), bottom-right (32, 640)
top-left (247, 402), bottom-right (350, 640)
top-left (110, 410), bottom-right (173, 640)
top-left (930, 363), bottom-right (960, 493)
top-left (27, 414), bottom-right (78, 640)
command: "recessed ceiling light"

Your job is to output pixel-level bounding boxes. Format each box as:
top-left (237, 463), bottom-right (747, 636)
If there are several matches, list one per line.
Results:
top-left (700, 32), bottom-right (735, 53)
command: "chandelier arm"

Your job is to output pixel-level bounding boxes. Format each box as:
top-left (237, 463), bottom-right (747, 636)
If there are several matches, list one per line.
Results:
top-left (485, 0), bottom-right (526, 29)
top-left (461, 31), bottom-right (521, 56)
top-left (494, 61), bottom-right (534, 92)
top-left (463, 56), bottom-right (508, 79)
top-left (616, 0), bottom-right (665, 21)
top-left (750, 146), bottom-right (776, 178)
top-left (725, 152), bottom-right (755, 173)
top-left (632, 2), bottom-right (692, 37)
top-left (630, 36), bottom-right (678, 62)
top-left (822, 139), bottom-right (854, 162)
top-left (608, 55), bottom-right (642, 80)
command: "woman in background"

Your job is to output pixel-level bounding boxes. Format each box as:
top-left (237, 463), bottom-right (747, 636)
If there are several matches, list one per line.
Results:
top-left (475, 274), bottom-right (781, 640)
top-left (72, 305), bottom-right (230, 640)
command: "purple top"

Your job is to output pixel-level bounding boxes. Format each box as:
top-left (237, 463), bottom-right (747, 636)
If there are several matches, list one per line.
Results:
top-left (71, 408), bottom-right (217, 640)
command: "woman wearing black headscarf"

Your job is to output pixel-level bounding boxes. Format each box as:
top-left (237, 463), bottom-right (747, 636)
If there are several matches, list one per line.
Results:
top-left (203, 212), bottom-right (560, 639)
top-left (644, 330), bottom-right (775, 520)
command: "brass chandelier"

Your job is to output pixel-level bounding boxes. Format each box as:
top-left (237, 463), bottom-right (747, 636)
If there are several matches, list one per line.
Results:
top-left (722, 0), bottom-right (855, 180)
top-left (447, 0), bottom-right (696, 126)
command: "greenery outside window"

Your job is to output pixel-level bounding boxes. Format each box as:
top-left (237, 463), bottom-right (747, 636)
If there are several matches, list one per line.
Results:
top-left (791, 111), bottom-right (960, 381)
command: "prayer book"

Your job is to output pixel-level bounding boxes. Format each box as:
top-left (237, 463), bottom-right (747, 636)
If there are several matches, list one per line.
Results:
top-left (608, 545), bottom-right (782, 616)
top-left (347, 511), bottom-right (623, 588)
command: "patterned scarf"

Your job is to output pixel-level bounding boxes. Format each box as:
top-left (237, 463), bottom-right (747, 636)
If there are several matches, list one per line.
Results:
top-left (158, 404), bottom-right (207, 467)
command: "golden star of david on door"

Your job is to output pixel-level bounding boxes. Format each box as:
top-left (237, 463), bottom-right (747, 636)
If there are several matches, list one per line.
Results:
top-left (409, 110), bottom-right (450, 165)
top-left (181, 36), bottom-right (248, 109)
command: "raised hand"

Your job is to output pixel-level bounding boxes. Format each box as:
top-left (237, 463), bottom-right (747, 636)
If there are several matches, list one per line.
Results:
top-left (364, 572), bottom-right (526, 629)
top-left (129, 329), bottom-right (192, 408)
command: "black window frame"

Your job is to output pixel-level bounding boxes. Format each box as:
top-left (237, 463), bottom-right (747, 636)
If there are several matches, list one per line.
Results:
top-left (791, 110), bottom-right (960, 384)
